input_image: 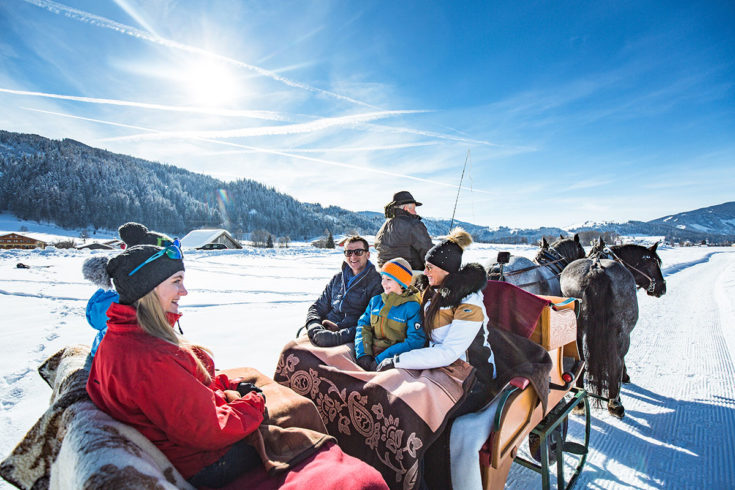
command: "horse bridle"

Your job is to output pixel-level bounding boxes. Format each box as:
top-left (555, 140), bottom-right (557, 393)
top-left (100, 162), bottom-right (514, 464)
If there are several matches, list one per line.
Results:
top-left (600, 247), bottom-right (660, 294)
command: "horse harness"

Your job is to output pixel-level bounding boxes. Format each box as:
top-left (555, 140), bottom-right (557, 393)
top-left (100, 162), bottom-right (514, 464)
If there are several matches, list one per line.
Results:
top-left (491, 248), bottom-right (570, 289)
top-left (597, 247), bottom-right (659, 295)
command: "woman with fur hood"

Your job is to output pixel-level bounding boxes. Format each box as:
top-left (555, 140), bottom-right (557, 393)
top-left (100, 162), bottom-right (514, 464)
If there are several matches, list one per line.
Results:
top-left (376, 228), bottom-right (495, 415)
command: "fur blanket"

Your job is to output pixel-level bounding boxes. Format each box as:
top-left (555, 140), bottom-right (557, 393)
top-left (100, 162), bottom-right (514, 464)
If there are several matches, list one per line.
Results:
top-left (273, 337), bottom-right (476, 490)
top-left (0, 346), bottom-right (337, 490)
top-left (0, 345), bottom-right (193, 490)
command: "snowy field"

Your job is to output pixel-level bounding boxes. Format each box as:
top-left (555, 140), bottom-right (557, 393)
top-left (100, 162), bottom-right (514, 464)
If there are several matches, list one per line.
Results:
top-left (1, 222), bottom-right (734, 488)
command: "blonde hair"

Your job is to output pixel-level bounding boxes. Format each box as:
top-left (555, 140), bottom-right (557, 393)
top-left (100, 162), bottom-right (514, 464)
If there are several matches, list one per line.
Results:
top-left (135, 290), bottom-right (213, 384)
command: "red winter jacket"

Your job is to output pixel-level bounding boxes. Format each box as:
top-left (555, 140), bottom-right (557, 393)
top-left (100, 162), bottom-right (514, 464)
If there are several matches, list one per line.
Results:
top-left (86, 303), bottom-right (265, 479)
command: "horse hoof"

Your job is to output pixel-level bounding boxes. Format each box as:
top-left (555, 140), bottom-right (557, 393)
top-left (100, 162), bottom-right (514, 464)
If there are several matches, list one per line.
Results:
top-left (608, 402), bottom-right (625, 419)
top-left (572, 403), bottom-right (585, 416)
top-left (622, 373), bottom-right (630, 384)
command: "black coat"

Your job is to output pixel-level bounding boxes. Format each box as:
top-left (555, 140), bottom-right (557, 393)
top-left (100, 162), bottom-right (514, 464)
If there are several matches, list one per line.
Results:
top-left (305, 262), bottom-right (382, 335)
top-left (374, 208), bottom-right (433, 270)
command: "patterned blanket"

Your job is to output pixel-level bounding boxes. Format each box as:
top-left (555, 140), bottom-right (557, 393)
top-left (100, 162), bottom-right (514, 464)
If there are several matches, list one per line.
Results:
top-left (273, 337), bottom-right (476, 490)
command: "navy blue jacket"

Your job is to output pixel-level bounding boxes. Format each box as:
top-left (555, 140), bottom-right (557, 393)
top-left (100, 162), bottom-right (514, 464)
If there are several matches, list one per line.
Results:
top-left (305, 261), bottom-right (383, 335)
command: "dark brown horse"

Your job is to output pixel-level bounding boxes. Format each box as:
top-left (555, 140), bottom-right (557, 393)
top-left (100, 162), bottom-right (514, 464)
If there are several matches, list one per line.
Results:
top-left (588, 237), bottom-right (666, 297)
top-left (561, 238), bottom-right (666, 418)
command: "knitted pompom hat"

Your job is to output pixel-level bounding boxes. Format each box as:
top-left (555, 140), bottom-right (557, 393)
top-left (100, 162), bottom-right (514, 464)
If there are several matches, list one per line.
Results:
top-left (381, 257), bottom-right (413, 289)
top-left (424, 227), bottom-right (472, 273)
top-left (118, 222), bottom-right (174, 247)
top-left (83, 244), bottom-right (184, 305)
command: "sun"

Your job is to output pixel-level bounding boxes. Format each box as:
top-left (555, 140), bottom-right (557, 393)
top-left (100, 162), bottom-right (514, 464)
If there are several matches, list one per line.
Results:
top-left (180, 57), bottom-right (241, 108)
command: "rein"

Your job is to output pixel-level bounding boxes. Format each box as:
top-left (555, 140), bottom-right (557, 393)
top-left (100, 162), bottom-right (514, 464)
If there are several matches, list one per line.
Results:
top-left (599, 247), bottom-right (658, 294)
top-left (491, 248), bottom-right (569, 288)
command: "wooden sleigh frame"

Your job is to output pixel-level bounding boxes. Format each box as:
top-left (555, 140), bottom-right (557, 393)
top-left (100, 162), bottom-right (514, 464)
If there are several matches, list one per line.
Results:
top-left (480, 294), bottom-right (591, 490)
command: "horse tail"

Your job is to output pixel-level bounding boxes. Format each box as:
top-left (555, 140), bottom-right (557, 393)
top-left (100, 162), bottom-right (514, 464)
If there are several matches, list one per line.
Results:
top-left (579, 261), bottom-right (620, 401)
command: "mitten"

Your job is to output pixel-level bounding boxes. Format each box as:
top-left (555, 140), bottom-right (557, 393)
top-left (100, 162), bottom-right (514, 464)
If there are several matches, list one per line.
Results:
top-left (357, 355), bottom-right (377, 371)
top-left (376, 357), bottom-right (397, 372)
top-left (312, 328), bottom-right (353, 347)
top-left (306, 322), bottom-right (325, 342)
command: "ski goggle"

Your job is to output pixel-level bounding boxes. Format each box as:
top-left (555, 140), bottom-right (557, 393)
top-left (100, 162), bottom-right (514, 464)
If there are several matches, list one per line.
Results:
top-left (128, 240), bottom-right (183, 276)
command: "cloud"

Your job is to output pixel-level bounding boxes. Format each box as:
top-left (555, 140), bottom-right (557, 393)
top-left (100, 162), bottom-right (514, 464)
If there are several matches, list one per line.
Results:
top-left (99, 110), bottom-right (427, 141)
top-left (21, 106), bottom-right (491, 193)
top-left (23, 0), bottom-right (381, 108)
top-left (0, 87), bottom-right (287, 120)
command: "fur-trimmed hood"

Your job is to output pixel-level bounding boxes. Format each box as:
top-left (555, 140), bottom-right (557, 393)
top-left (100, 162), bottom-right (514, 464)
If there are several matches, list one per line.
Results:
top-left (418, 262), bottom-right (488, 308)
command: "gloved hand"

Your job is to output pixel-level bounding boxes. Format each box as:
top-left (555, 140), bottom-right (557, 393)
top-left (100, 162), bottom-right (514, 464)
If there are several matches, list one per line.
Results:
top-left (311, 328), bottom-right (353, 347)
top-left (376, 357), bottom-right (397, 372)
top-left (306, 322), bottom-right (325, 342)
top-left (357, 355), bottom-right (377, 371)
top-left (236, 381), bottom-right (266, 404)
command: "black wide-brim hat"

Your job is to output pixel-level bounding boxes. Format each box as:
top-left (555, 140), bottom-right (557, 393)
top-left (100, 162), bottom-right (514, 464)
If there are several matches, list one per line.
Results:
top-left (389, 190), bottom-right (422, 207)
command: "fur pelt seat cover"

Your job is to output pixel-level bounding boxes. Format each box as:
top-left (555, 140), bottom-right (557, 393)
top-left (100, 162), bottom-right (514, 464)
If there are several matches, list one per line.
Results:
top-left (0, 345), bottom-right (193, 489)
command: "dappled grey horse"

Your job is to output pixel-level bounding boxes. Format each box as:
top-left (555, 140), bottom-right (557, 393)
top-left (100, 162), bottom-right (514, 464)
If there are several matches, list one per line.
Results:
top-left (487, 234), bottom-right (586, 296)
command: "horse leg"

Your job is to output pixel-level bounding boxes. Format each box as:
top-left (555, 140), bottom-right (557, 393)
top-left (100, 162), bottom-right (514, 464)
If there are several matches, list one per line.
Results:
top-left (607, 368), bottom-right (625, 419)
top-left (621, 361), bottom-right (630, 384)
top-left (572, 331), bottom-right (586, 416)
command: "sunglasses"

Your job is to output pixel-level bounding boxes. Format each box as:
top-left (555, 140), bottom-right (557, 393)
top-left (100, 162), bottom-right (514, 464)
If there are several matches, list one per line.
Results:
top-left (344, 249), bottom-right (368, 257)
top-left (128, 240), bottom-right (183, 276)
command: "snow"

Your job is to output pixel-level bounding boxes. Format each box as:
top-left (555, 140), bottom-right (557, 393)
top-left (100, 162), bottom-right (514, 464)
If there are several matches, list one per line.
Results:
top-left (1, 224), bottom-right (734, 488)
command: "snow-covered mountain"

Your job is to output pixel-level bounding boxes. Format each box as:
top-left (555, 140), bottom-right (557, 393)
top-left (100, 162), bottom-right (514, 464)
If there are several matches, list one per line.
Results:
top-left (649, 201), bottom-right (735, 235)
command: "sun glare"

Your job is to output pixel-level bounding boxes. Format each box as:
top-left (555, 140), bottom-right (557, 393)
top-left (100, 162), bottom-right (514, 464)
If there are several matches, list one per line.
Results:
top-left (180, 58), bottom-right (241, 108)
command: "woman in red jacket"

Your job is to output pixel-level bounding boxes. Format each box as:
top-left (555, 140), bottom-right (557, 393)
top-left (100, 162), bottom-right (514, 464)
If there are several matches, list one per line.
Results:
top-left (83, 242), bottom-right (267, 487)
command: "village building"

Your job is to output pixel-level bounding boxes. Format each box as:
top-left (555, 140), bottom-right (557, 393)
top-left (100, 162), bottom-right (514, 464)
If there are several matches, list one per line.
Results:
top-left (0, 233), bottom-right (47, 250)
top-left (180, 229), bottom-right (242, 250)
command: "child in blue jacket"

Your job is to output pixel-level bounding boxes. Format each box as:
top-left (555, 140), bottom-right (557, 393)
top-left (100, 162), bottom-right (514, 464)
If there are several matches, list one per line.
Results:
top-left (355, 257), bottom-right (426, 370)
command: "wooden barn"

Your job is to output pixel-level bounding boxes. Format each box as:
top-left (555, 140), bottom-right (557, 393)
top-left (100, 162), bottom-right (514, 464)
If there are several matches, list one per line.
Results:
top-left (0, 233), bottom-right (47, 250)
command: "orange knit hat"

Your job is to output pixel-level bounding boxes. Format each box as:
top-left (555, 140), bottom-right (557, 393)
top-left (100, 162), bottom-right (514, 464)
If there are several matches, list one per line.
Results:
top-left (381, 257), bottom-right (413, 289)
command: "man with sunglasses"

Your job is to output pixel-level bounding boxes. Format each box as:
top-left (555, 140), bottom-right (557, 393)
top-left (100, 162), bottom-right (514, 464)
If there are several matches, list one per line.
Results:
top-left (304, 236), bottom-right (382, 347)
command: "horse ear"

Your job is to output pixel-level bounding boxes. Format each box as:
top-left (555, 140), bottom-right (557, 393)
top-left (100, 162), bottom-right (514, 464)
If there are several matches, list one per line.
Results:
top-left (599, 236), bottom-right (606, 247)
top-left (542, 237), bottom-right (549, 248)
top-left (574, 233), bottom-right (580, 243)
top-left (650, 242), bottom-right (658, 253)
top-left (559, 234), bottom-right (564, 240)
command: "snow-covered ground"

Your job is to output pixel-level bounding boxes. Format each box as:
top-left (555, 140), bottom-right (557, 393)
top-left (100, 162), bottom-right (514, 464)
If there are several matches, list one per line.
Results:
top-left (1, 221), bottom-right (734, 488)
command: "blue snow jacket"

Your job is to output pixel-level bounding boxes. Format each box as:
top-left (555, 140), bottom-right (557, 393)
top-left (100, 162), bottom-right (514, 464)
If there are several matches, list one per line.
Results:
top-left (87, 288), bottom-right (119, 357)
top-left (354, 289), bottom-right (426, 363)
top-left (305, 261), bottom-right (382, 336)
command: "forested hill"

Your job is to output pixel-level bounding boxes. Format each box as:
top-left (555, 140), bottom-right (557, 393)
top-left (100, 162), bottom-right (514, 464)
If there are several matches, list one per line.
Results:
top-left (1, 130), bottom-right (732, 244)
top-left (0, 130), bottom-right (382, 239)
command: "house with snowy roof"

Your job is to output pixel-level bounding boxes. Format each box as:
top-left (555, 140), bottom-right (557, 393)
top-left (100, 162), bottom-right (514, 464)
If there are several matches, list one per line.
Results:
top-left (180, 229), bottom-right (242, 250)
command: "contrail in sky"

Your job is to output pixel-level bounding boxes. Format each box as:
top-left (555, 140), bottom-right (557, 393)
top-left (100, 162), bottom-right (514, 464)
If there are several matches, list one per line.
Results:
top-left (23, 0), bottom-right (381, 109)
top-left (0, 88), bottom-right (287, 120)
top-left (23, 107), bottom-right (490, 194)
top-left (101, 110), bottom-right (426, 141)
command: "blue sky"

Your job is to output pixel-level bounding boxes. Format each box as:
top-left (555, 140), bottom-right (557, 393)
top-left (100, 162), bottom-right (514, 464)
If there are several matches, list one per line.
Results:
top-left (0, 0), bottom-right (733, 229)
